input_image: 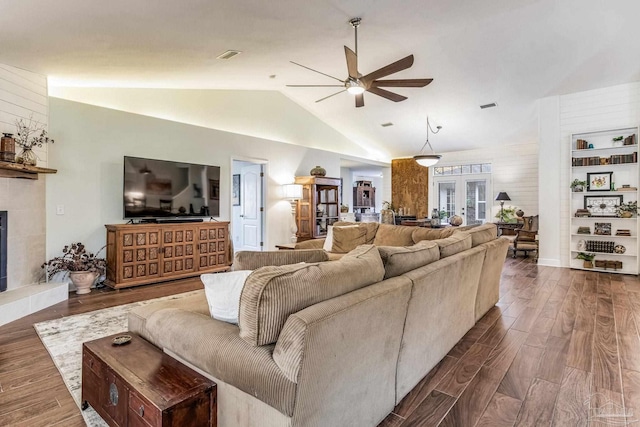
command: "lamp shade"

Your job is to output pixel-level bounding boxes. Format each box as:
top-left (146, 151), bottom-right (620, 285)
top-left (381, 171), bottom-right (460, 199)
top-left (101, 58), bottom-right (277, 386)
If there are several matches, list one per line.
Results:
top-left (495, 192), bottom-right (511, 201)
top-left (414, 154), bottom-right (442, 167)
top-left (282, 183), bottom-right (303, 200)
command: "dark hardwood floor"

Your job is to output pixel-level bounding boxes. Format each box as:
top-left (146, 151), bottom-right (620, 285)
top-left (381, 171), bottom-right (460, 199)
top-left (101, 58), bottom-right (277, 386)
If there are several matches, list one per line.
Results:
top-left (1, 257), bottom-right (640, 426)
top-left (381, 257), bottom-right (640, 427)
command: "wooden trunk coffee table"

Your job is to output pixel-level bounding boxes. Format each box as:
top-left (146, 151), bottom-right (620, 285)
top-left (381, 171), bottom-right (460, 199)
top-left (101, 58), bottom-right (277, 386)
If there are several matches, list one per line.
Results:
top-left (82, 333), bottom-right (216, 427)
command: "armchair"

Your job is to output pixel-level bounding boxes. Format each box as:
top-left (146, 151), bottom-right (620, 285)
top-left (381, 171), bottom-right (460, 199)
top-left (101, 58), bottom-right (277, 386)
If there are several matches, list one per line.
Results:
top-left (513, 215), bottom-right (539, 260)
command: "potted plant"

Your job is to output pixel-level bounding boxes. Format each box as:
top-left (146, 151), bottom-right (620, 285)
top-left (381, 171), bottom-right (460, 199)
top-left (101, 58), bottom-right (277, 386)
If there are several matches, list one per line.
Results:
top-left (495, 206), bottom-right (517, 223)
top-left (617, 201), bottom-right (638, 218)
top-left (42, 242), bottom-right (106, 294)
top-left (576, 252), bottom-right (596, 268)
top-left (570, 179), bottom-right (587, 192)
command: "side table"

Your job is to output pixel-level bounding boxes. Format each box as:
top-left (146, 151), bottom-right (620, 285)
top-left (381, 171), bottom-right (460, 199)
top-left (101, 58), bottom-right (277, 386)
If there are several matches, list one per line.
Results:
top-left (495, 221), bottom-right (523, 236)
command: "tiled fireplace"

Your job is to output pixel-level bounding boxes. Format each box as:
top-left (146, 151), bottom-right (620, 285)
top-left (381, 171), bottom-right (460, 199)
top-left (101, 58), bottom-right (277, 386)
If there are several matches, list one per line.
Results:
top-left (0, 178), bottom-right (67, 326)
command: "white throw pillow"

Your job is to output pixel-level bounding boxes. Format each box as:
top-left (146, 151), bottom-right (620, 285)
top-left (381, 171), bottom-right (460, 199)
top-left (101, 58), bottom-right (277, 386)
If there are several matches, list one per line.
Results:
top-left (323, 226), bottom-right (335, 251)
top-left (201, 270), bottom-right (252, 324)
top-left (323, 225), bottom-right (359, 252)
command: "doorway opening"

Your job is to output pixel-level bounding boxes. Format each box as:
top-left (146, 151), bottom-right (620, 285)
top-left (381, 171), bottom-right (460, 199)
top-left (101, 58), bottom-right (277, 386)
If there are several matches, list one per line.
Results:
top-left (231, 160), bottom-right (266, 252)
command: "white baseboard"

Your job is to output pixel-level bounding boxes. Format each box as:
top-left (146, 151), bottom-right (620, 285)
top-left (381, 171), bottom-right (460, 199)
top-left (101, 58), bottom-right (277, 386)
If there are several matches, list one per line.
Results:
top-left (537, 258), bottom-right (562, 267)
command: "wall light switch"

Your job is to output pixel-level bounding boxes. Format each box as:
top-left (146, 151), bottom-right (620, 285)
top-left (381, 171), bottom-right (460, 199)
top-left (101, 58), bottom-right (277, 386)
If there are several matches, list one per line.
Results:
top-left (56, 205), bottom-right (65, 215)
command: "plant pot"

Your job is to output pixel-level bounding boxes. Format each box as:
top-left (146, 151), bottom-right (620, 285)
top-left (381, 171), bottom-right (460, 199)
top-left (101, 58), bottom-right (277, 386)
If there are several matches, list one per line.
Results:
top-left (572, 187), bottom-right (584, 192)
top-left (620, 211), bottom-right (633, 218)
top-left (17, 148), bottom-right (37, 166)
top-left (69, 271), bottom-right (98, 295)
top-left (583, 261), bottom-right (593, 269)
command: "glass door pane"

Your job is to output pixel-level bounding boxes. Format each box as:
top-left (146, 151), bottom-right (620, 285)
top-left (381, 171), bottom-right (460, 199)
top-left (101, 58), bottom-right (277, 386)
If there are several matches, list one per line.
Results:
top-left (438, 182), bottom-right (456, 224)
top-left (465, 180), bottom-right (487, 225)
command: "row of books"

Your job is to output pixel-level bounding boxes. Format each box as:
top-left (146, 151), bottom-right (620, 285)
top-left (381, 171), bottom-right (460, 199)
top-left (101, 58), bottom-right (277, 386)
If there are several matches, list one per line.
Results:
top-left (575, 139), bottom-right (590, 150)
top-left (610, 152), bottom-right (638, 164)
top-left (585, 241), bottom-right (615, 253)
top-left (571, 153), bottom-right (638, 166)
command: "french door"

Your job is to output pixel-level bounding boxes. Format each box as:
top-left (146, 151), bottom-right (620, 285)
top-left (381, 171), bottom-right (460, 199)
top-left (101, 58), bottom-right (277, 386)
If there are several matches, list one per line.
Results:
top-left (433, 175), bottom-right (491, 226)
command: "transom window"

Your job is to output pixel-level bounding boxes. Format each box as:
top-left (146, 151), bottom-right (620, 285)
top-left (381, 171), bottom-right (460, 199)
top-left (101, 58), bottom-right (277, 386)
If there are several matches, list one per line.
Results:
top-left (433, 163), bottom-right (492, 176)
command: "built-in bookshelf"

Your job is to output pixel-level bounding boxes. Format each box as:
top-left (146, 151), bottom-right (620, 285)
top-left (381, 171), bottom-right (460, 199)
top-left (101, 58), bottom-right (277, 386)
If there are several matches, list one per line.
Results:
top-left (569, 126), bottom-right (639, 274)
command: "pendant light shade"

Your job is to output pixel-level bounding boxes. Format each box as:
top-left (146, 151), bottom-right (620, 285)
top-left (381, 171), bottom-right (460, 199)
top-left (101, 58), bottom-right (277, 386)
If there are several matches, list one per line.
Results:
top-left (414, 154), bottom-right (442, 167)
top-left (414, 116), bottom-right (442, 167)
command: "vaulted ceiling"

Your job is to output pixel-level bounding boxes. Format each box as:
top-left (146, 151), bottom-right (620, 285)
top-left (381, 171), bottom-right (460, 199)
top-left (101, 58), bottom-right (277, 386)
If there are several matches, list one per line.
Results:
top-left (2, 0), bottom-right (639, 161)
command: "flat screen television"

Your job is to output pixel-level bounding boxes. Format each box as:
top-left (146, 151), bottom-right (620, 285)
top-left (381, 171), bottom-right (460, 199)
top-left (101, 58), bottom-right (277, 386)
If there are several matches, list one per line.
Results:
top-left (123, 156), bottom-right (220, 219)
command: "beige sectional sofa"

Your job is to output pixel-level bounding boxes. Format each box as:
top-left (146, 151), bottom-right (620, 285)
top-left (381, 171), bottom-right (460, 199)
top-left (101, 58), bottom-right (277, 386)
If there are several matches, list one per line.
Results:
top-left (128, 223), bottom-right (508, 427)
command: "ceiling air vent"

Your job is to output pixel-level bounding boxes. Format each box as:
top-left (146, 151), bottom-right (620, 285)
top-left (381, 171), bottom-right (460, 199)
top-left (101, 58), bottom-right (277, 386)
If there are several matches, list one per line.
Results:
top-left (381, 122), bottom-right (394, 127)
top-left (480, 102), bottom-right (498, 109)
top-left (216, 50), bottom-right (242, 60)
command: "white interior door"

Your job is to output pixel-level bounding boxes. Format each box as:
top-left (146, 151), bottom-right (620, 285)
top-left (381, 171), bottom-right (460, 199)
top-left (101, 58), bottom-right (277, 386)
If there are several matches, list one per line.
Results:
top-left (238, 163), bottom-right (263, 251)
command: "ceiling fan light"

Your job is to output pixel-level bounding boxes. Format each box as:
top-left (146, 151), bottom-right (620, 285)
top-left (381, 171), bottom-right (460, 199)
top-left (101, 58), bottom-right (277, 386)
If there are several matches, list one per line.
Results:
top-left (345, 78), bottom-right (365, 95)
top-left (414, 154), bottom-right (441, 167)
top-left (346, 84), bottom-right (365, 95)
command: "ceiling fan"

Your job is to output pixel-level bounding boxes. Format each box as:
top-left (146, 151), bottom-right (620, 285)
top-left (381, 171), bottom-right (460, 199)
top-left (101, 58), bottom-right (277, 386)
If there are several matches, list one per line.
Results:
top-left (287, 17), bottom-right (433, 108)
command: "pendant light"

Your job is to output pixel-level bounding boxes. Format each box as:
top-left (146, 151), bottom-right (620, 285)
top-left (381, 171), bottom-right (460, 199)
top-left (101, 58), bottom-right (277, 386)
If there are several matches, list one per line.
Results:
top-left (414, 116), bottom-right (442, 167)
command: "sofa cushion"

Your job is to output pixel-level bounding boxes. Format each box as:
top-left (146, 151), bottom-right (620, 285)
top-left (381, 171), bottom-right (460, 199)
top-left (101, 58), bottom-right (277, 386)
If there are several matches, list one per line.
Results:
top-left (331, 226), bottom-right (367, 253)
top-left (458, 223), bottom-right (497, 247)
top-left (334, 221), bottom-right (379, 244)
top-left (202, 270), bottom-right (252, 324)
top-left (377, 240), bottom-right (440, 279)
top-left (323, 225), bottom-right (358, 251)
top-left (373, 224), bottom-right (415, 247)
top-left (233, 249), bottom-right (328, 271)
top-left (434, 233), bottom-right (472, 258)
top-left (411, 227), bottom-right (456, 243)
top-left (238, 244), bottom-right (385, 346)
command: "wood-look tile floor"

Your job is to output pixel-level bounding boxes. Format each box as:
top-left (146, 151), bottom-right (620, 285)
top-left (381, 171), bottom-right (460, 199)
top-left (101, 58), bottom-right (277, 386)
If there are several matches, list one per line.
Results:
top-left (1, 258), bottom-right (640, 426)
top-left (380, 257), bottom-right (640, 427)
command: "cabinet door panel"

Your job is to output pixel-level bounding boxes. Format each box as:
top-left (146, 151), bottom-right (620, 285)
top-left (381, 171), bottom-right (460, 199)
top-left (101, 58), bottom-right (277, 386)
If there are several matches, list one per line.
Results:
top-left (160, 227), bottom-right (196, 276)
top-left (118, 230), bottom-right (161, 283)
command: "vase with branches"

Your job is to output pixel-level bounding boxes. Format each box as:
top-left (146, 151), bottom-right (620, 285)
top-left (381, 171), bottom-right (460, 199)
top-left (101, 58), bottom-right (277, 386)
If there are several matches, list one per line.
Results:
top-left (14, 115), bottom-right (54, 166)
top-left (42, 242), bottom-right (106, 294)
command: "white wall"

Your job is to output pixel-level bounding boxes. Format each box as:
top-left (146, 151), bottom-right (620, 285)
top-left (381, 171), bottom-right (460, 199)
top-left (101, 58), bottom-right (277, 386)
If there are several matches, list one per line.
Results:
top-left (431, 143), bottom-right (539, 219)
top-left (47, 98), bottom-right (373, 257)
top-left (48, 87), bottom-right (387, 161)
top-left (539, 81), bottom-right (640, 267)
top-left (0, 63), bottom-right (49, 290)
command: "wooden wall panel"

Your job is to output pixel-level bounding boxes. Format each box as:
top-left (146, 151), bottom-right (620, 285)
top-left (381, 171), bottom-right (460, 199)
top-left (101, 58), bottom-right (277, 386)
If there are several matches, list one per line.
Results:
top-left (391, 158), bottom-right (429, 218)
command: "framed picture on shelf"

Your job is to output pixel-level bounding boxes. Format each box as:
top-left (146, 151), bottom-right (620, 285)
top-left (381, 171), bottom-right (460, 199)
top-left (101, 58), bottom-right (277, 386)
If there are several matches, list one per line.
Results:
top-left (594, 222), bottom-right (612, 235)
top-left (584, 195), bottom-right (623, 217)
top-left (232, 174), bottom-right (240, 206)
top-left (587, 172), bottom-right (613, 191)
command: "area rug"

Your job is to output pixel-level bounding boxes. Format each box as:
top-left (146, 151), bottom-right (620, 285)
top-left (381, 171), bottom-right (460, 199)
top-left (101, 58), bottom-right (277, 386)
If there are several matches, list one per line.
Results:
top-left (33, 290), bottom-right (202, 427)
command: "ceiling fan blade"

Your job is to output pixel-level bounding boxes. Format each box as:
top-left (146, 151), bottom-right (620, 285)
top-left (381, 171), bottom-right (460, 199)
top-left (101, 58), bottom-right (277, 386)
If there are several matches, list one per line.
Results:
top-left (367, 87), bottom-right (407, 102)
top-left (361, 55), bottom-right (414, 86)
top-left (290, 61), bottom-right (344, 83)
top-left (372, 78), bottom-right (433, 88)
top-left (344, 46), bottom-right (358, 79)
top-left (355, 93), bottom-right (364, 108)
top-left (286, 85), bottom-right (344, 87)
top-left (316, 89), bottom-right (347, 103)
